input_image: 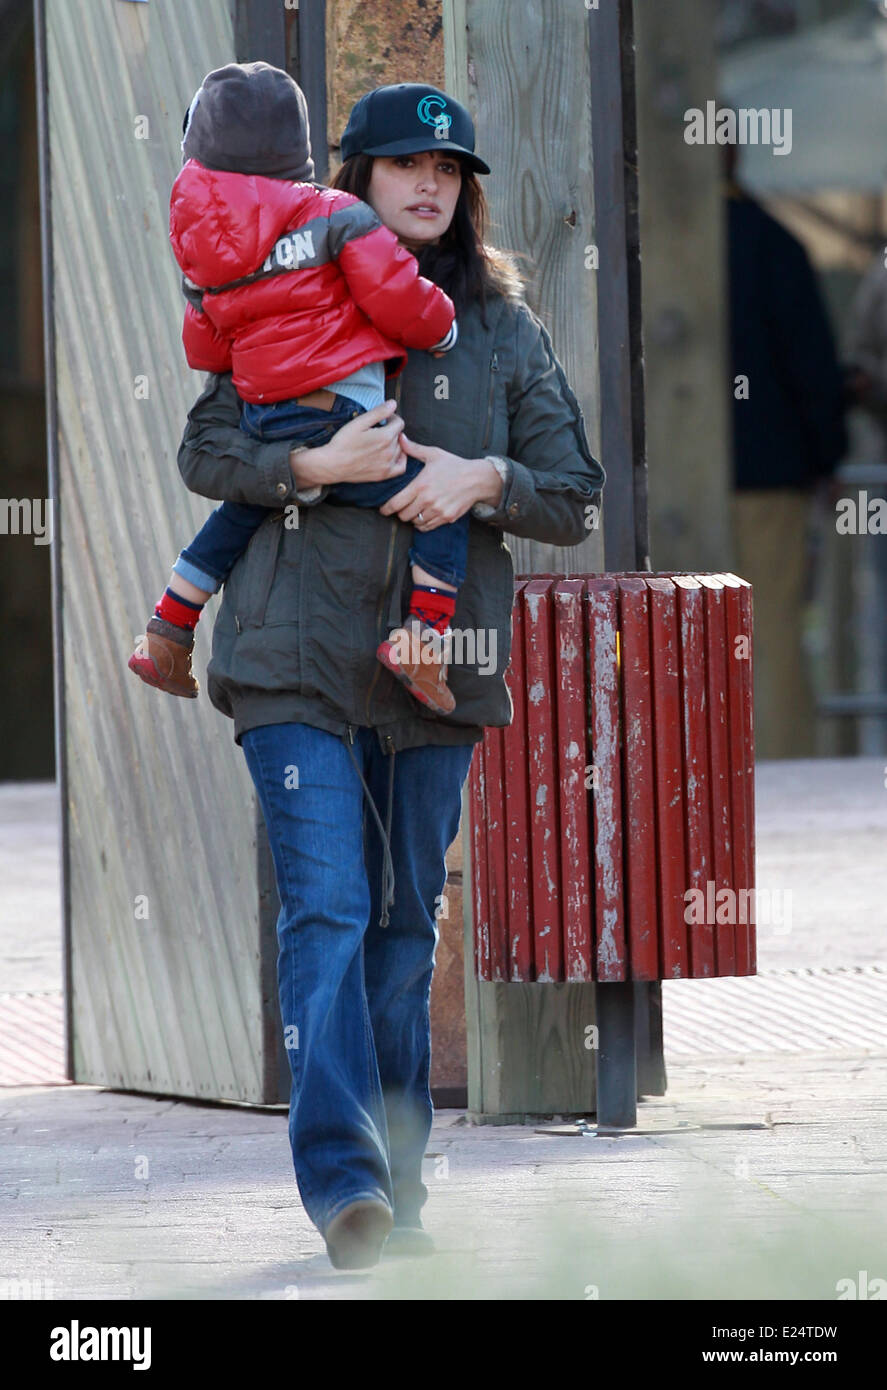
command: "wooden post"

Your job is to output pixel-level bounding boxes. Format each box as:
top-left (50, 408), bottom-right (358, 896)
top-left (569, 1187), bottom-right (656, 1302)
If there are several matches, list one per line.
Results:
top-left (41, 0), bottom-right (289, 1101)
top-left (589, 0), bottom-right (667, 1115)
top-left (633, 0), bottom-right (732, 572)
top-left (285, 0), bottom-right (329, 183)
top-left (234, 0), bottom-right (286, 70)
top-left (448, 0), bottom-right (607, 1120)
top-left (449, 0), bottom-right (668, 1119)
top-left (233, 0), bottom-right (331, 1101)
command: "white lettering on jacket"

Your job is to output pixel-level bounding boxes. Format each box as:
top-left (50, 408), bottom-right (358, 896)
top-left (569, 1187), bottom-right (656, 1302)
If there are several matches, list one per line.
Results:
top-left (261, 229), bottom-right (317, 274)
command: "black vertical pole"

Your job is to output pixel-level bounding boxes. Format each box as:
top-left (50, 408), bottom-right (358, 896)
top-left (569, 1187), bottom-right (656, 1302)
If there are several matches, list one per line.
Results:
top-left (234, 0), bottom-right (328, 1102)
top-left (235, 0), bottom-right (286, 67)
top-left (235, 1), bottom-right (329, 183)
top-left (588, 0), bottom-right (664, 1127)
top-left (596, 982), bottom-right (638, 1130)
top-left (235, 0), bottom-right (290, 1102)
top-left (620, 0), bottom-right (666, 1103)
top-left (33, 0), bottom-right (72, 1079)
top-left (291, 0), bottom-right (329, 184)
top-left (590, 0), bottom-right (647, 573)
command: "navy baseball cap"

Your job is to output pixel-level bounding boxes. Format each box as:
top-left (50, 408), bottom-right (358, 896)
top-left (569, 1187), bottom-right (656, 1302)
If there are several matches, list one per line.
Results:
top-left (340, 83), bottom-right (490, 174)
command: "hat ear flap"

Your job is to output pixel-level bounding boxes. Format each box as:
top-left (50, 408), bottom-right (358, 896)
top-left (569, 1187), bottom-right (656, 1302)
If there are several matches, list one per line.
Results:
top-left (181, 87), bottom-right (203, 148)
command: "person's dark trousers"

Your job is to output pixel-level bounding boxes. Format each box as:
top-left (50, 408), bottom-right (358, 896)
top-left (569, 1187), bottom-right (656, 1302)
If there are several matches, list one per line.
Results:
top-left (245, 394), bottom-right (471, 590)
top-left (240, 720), bottom-right (474, 1235)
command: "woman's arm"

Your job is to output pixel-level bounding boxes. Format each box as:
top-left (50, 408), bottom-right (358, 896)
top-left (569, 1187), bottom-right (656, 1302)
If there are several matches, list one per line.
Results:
top-left (382, 305), bottom-right (605, 546)
top-left (177, 372), bottom-right (324, 506)
top-left (477, 306), bottom-right (605, 545)
top-left (177, 372), bottom-right (407, 505)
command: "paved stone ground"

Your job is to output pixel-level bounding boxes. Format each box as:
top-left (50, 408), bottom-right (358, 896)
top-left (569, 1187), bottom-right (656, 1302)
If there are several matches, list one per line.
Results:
top-left (1, 759), bottom-right (886, 1299)
top-left (2, 1054), bottom-right (885, 1300)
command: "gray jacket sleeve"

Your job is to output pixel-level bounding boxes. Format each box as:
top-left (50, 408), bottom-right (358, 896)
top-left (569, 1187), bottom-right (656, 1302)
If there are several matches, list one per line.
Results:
top-left (470, 303), bottom-right (605, 546)
top-left (177, 372), bottom-right (332, 508)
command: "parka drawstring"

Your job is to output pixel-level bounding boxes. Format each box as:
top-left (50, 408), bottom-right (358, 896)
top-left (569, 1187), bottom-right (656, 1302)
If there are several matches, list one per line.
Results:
top-left (343, 725), bottom-right (397, 929)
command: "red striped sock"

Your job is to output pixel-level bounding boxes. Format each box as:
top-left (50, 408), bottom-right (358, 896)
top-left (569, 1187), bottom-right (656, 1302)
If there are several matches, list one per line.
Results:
top-left (154, 587), bottom-right (204, 631)
top-left (408, 584), bottom-right (456, 635)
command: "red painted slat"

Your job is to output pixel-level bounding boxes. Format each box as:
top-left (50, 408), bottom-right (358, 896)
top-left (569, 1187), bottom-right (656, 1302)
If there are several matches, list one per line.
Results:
top-left (699, 576), bottom-right (736, 977)
top-left (484, 723), bottom-right (509, 982)
top-left (502, 579), bottom-right (533, 982)
top-left (717, 573), bottom-right (754, 976)
top-left (645, 576), bottom-right (688, 979)
top-left (733, 575), bottom-right (756, 975)
top-left (468, 738), bottom-right (491, 980)
top-left (618, 579), bottom-right (659, 980)
top-left (740, 579), bottom-right (757, 974)
top-left (586, 578), bottom-right (627, 980)
top-left (553, 579), bottom-right (593, 981)
top-left (673, 576), bottom-right (715, 978)
top-left (523, 579), bottom-right (562, 981)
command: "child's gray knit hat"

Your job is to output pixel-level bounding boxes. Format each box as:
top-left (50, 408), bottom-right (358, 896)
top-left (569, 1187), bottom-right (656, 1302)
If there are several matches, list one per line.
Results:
top-left (182, 61), bottom-right (315, 182)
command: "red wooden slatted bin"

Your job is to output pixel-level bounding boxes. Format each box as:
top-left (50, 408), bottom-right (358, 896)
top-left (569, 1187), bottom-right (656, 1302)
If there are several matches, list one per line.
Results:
top-left (469, 572), bottom-right (756, 983)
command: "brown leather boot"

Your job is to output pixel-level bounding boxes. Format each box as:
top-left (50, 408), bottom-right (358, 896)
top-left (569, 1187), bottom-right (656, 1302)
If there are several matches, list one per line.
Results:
top-left (128, 618), bottom-right (199, 698)
top-left (324, 1198), bottom-right (393, 1271)
top-left (376, 616), bottom-right (455, 714)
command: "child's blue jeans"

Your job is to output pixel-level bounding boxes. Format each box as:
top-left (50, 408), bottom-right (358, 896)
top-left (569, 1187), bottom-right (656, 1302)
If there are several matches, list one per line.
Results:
top-left (173, 393), bottom-right (470, 596)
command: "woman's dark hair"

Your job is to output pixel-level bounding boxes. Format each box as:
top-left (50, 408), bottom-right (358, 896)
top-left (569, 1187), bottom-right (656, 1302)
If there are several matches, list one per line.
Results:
top-left (330, 152), bottom-right (502, 328)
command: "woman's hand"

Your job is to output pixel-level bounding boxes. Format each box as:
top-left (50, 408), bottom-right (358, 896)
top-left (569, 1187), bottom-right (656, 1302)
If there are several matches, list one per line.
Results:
top-left (289, 402), bottom-right (407, 488)
top-left (379, 434), bottom-right (505, 527)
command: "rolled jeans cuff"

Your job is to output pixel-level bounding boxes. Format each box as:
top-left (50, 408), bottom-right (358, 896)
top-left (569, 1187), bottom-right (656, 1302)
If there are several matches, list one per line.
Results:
top-left (173, 552), bottom-right (223, 595)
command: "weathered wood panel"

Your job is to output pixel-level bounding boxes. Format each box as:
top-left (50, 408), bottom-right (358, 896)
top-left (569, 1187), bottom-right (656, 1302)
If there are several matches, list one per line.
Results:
top-left (634, 0), bottom-right (732, 571)
top-left (444, 0), bottom-right (603, 579)
top-left (502, 579), bottom-right (532, 983)
top-left (40, 0), bottom-right (278, 1099)
top-left (553, 579), bottom-right (593, 983)
top-left (647, 576), bottom-right (688, 979)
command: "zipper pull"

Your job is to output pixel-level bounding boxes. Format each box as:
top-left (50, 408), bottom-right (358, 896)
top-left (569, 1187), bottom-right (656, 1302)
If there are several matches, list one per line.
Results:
top-left (385, 735), bottom-right (395, 755)
top-left (492, 350), bottom-right (499, 371)
top-left (346, 722), bottom-right (355, 745)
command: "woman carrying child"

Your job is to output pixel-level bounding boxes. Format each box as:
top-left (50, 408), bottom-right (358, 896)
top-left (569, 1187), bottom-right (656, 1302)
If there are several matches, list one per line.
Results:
top-left (133, 67), bottom-right (604, 1271)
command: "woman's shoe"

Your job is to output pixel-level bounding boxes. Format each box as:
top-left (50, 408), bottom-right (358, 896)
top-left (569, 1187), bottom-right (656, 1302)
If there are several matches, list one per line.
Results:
top-left (324, 1198), bottom-right (394, 1271)
top-left (376, 616), bottom-right (456, 714)
top-left (128, 619), bottom-right (199, 699)
top-left (384, 1225), bottom-right (436, 1258)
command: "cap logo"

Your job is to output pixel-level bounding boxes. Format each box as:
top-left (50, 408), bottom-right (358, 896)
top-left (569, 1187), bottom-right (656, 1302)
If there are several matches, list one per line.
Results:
top-left (417, 93), bottom-right (452, 140)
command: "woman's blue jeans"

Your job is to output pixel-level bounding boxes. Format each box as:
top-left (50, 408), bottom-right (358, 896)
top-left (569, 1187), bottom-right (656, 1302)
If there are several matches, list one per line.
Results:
top-left (241, 719), bottom-right (475, 1236)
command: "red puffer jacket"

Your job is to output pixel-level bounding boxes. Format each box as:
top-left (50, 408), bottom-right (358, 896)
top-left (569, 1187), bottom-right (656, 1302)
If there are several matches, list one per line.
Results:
top-left (169, 160), bottom-right (456, 403)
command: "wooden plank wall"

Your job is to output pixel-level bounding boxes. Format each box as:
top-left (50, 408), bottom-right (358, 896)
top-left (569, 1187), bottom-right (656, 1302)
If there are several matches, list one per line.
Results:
top-left (42, 0), bottom-right (277, 1100)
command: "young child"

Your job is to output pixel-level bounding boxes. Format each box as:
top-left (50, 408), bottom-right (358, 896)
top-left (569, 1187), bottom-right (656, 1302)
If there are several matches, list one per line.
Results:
top-left (128, 62), bottom-right (470, 714)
